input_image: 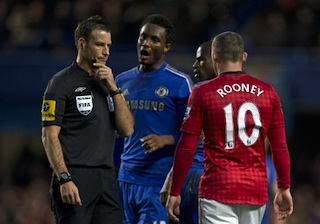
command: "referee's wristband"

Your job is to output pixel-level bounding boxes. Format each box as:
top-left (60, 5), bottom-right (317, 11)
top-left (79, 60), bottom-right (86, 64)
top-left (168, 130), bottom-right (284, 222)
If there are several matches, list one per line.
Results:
top-left (57, 172), bottom-right (72, 185)
top-left (110, 86), bottom-right (122, 97)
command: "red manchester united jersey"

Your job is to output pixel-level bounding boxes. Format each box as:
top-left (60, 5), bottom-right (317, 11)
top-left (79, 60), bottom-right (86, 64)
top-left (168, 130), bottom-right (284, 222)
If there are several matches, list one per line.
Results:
top-left (177, 72), bottom-right (288, 205)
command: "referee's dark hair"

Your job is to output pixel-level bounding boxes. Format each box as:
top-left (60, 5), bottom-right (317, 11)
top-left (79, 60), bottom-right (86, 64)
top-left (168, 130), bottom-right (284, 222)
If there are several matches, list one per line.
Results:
top-left (74, 15), bottom-right (111, 46)
top-left (140, 14), bottom-right (174, 44)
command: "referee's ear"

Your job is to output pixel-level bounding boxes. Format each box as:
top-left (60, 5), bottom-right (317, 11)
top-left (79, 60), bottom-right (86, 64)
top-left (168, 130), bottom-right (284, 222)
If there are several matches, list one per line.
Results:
top-left (77, 38), bottom-right (86, 50)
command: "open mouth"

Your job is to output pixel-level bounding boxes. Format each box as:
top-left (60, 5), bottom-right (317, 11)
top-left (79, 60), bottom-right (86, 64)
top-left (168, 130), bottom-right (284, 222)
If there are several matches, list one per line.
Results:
top-left (140, 50), bottom-right (149, 57)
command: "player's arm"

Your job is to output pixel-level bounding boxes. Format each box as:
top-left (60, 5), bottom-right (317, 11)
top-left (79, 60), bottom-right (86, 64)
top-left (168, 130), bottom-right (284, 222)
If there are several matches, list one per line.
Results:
top-left (41, 125), bottom-right (82, 206)
top-left (160, 167), bottom-right (173, 206)
top-left (166, 132), bottom-right (198, 222)
top-left (94, 63), bottom-right (134, 137)
top-left (112, 92), bottom-right (134, 137)
top-left (268, 126), bottom-right (293, 219)
top-left (267, 93), bottom-right (293, 219)
top-left (268, 126), bottom-right (290, 188)
top-left (170, 132), bottom-right (198, 195)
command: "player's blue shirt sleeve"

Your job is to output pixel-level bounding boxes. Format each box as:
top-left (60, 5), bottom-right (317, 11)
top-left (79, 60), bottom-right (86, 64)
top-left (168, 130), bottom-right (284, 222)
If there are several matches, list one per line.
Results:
top-left (266, 155), bottom-right (277, 192)
top-left (193, 141), bottom-right (204, 167)
top-left (189, 81), bottom-right (208, 167)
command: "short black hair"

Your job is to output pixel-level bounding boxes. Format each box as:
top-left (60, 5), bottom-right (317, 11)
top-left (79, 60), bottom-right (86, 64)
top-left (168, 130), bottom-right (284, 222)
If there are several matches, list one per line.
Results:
top-left (139, 14), bottom-right (174, 44)
top-left (74, 15), bottom-right (111, 45)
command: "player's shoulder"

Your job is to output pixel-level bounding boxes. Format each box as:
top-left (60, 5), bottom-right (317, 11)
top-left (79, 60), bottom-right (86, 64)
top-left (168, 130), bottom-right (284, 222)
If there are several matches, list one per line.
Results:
top-left (220, 72), bottom-right (276, 91)
top-left (117, 66), bottom-right (137, 76)
top-left (247, 74), bottom-right (276, 91)
top-left (165, 64), bottom-right (190, 79)
top-left (245, 75), bottom-right (281, 101)
top-left (165, 64), bottom-right (194, 87)
top-left (246, 73), bottom-right (269, 84)
top-left (195, 77), bottom-right (217, 90)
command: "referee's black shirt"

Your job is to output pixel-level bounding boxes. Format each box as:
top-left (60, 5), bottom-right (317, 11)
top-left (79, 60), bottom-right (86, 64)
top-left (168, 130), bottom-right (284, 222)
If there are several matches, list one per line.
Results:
top-left (41, 62), bottom-right (116, 168)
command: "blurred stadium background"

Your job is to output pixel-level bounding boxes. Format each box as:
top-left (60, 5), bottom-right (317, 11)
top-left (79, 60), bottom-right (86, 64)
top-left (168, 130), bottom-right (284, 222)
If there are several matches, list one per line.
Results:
top-left (0, 0), bottom-right (320, 223)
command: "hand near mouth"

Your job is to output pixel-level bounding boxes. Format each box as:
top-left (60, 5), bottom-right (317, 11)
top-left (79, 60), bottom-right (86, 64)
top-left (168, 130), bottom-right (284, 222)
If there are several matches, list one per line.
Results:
top-left (93, 63), bottom-right (117, 91)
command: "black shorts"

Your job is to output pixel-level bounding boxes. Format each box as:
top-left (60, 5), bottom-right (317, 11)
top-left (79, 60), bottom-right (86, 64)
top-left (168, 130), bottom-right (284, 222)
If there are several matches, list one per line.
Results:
top-left (50, 166), bottom-right (123, 224)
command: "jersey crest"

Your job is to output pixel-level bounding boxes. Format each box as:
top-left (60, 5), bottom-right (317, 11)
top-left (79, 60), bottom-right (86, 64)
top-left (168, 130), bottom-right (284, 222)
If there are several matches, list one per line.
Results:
top-left (155, 86), bottom-right (169, 98)
top-left (76, 95), bottom-right (93, 115)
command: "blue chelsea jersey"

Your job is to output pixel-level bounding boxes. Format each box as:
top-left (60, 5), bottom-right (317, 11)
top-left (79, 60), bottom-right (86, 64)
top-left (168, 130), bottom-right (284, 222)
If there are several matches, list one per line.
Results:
top-left (193, 142), bottom-right (204, 168)
top-left (116, 62), bottom-right (193, 186)
top-left (191, 80), bottom-right (208, 168)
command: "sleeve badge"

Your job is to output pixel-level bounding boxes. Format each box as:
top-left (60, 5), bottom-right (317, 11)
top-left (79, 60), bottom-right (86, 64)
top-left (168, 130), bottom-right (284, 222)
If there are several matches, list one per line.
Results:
top-left (41, 100), bottom-right (56, 121)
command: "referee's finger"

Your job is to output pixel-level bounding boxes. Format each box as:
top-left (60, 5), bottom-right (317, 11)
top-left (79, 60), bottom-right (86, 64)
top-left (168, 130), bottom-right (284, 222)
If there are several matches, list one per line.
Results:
top-left (62, 195), bottom-right (68, 204)
top-left (75, 195), bottom-right (82, 206)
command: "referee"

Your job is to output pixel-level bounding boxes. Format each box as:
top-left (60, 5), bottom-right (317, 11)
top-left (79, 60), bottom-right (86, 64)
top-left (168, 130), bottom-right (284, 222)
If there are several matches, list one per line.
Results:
top-left (41, 15), bottom-right (133, 224)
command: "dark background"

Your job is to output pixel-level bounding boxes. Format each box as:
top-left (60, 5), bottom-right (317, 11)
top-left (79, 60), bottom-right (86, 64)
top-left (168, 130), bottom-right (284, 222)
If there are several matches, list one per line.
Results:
top-left (0, 0), bottom-right (319, 223)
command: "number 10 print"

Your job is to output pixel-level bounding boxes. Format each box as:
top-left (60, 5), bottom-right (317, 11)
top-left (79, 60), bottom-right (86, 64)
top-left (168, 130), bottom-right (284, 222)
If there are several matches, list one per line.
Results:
top-left (223, 102), bottom-right (262, 149)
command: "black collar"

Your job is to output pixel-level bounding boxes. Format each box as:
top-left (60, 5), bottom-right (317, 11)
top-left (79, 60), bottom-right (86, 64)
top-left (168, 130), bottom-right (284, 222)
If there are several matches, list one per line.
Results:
top-left (219, 71), bottom-right (245, 76)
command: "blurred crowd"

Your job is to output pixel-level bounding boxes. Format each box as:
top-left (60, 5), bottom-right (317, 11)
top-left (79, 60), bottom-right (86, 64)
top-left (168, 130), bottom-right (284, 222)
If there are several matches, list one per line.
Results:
top-left (1, 0), bottom-right (320, 223)
top-left (0, 140), bottom-right (53, 224)
top-left (0, 0), bottom-right (319, 53)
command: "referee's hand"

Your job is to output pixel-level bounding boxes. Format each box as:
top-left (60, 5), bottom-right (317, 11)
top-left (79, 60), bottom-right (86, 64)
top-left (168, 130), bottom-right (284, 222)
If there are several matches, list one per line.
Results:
top-left (60, 181), bottom-right (82, 206)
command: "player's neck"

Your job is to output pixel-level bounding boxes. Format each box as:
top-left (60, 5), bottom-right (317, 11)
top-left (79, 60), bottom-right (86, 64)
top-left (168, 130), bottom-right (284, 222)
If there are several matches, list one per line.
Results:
top-left (217, 61), bottom-right (243, 75)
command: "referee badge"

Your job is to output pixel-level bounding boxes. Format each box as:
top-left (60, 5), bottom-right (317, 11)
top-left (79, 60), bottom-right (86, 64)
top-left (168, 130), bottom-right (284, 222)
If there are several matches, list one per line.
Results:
top-left (76, 95), bottom-right (93, 115)
top-left (106, 95), bottom-right (114, 112)
top-left (41, 100), bottom-right (56, 121)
